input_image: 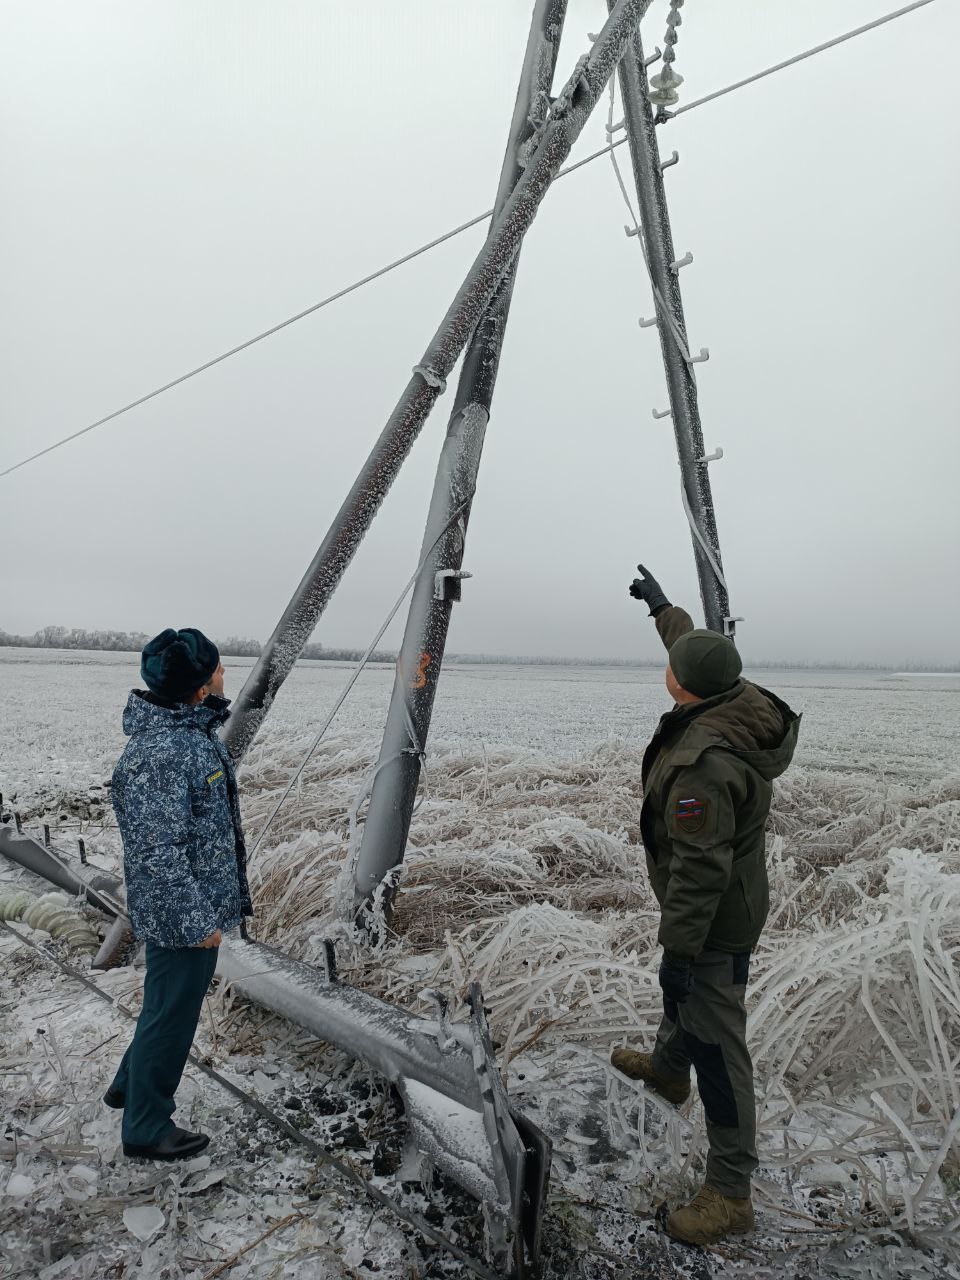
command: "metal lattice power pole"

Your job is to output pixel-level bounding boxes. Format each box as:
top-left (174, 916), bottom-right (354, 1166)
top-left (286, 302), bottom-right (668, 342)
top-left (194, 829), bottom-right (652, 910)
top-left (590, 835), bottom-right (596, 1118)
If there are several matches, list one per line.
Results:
top-left (351, 0), bottom-right (569, 914)
top-left (610, 8), bottom-right (734, 636)
top-left (221, 0), bottom-right (656, 761)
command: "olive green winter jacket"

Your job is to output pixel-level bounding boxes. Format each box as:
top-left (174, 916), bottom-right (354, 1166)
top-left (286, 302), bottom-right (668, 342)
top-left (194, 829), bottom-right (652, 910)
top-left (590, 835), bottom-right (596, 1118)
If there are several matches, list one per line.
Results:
top-left (640, 607), bottom-right (800, 958)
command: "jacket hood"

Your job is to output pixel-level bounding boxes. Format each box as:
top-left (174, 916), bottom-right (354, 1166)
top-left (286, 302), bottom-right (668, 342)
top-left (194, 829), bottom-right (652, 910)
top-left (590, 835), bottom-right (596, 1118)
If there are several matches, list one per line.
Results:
top-left (671, 681), bottom-right (800, 781)
top-left (121, 689), bottom-right (231, 738)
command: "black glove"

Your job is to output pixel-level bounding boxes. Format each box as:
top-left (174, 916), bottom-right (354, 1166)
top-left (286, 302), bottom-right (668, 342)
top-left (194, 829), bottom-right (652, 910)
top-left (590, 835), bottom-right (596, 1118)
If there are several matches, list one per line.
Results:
top-left (628, 564), bottom-right (671, 616)
top-left (658, 951), bottom-right (693, 1003)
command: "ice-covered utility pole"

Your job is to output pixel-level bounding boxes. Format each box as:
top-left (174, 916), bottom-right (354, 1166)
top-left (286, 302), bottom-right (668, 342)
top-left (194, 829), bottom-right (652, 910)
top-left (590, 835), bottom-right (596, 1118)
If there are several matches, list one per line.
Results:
top-left (610, 8), bottom-right (733, 636)
top-left (221, 0), bottom-right (656, 761)
top-left (351, 0), bottom-right (569, 914)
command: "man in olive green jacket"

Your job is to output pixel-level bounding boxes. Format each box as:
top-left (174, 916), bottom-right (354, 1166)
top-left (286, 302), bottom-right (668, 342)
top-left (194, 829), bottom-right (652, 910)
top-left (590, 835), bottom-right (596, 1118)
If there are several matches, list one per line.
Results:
top-left (612, 565), bottom-right (800, 1246)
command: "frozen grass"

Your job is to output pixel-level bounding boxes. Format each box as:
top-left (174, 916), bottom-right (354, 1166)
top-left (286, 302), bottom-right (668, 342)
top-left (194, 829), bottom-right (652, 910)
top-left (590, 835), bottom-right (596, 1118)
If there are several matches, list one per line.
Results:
top-left (3, 654), bottom-right (960, 1275)
top-left (242, 732), bottom-right (960, 1262)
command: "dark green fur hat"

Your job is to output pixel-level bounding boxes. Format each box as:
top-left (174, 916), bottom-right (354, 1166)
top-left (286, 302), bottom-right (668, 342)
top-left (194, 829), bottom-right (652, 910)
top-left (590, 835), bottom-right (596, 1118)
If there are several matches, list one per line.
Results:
top-left (140, 628), bottom-right (219, 702)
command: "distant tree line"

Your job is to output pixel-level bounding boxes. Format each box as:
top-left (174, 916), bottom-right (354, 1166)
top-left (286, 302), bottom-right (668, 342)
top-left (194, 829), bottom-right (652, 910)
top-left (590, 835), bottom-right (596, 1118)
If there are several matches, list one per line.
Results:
top-left (0, 626), bottom-right (956, 671)
top-left (0, 626), bottom-right (397, 664)
top-left (0, 625), bottom-right (152, 652)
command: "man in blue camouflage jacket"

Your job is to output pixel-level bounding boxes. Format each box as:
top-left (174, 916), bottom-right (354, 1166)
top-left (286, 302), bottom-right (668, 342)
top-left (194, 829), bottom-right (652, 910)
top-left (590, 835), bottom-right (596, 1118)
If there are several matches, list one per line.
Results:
top-left (105, 627), bottom-right (252, 1160)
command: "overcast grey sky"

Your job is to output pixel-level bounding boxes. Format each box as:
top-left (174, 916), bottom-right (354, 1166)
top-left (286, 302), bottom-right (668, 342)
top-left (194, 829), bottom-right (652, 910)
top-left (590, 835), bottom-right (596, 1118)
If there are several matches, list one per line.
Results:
top-left (2, 1), bottom-right (958, 666)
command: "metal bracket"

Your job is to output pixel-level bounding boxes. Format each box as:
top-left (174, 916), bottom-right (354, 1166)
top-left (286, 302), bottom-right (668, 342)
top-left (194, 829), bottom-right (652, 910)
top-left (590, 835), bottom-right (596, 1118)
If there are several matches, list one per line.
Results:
top-left (320, 937), bottom-right (338, 982)
top-left (434, 569), bottom-right (472, 602)
top-left (551, 54), bottom-right (590, 119)
top-left (690, 347), bottom-right (710, 364)
top-left (413, 364), bottom-right (447, 394)
top-left (652, 407), bottom-right (672, 420)
top-left (423, 987), bottom-right (458, 1054)
top-left (669, 251), bottom-right (693, 273)
top-left (723, 616), bottom-right (744, 638)
top-left (644, 46), bottom-right (663, 68)
top-left (660, 150), bottom-right (679, 171)
top-left (638, 314), bottom-right (658, 329)
top-left (698, 447), bottom-right (724, 463)
top-left (624, 224), bottom-right (640, 238)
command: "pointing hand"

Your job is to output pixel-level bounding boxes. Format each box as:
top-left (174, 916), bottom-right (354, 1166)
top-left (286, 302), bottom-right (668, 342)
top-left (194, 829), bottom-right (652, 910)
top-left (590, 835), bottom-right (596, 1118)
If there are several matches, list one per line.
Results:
top-left (629, 564), bottom-right (671, 616)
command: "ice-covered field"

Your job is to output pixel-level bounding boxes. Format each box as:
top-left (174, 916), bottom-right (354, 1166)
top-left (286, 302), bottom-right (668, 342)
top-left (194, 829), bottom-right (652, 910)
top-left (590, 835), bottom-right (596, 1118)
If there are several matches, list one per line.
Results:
top-left (2, 649), bottom-right (959, 1279)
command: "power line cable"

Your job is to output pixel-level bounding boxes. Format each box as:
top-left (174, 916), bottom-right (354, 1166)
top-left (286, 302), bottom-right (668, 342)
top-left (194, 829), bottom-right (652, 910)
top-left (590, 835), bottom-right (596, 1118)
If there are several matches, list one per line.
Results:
top-left (674, 0), bottom-right (936, 117)
top-left (0, 211), bottom-right (495, 480)
top-left (0, 0), bottom-right (938, 482)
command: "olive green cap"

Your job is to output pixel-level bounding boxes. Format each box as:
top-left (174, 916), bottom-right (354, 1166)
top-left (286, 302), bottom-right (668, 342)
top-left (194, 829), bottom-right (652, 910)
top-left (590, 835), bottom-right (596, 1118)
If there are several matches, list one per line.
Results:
top-left (669, 628), bottom-right (742, 699)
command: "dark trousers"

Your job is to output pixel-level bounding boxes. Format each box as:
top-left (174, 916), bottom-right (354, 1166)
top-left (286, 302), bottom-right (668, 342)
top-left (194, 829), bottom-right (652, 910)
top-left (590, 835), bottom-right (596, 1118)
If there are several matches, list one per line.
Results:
top-left (652, 949), bottom-right (757, 1198)
top-left (110, 942), bottom-right (218, 1146)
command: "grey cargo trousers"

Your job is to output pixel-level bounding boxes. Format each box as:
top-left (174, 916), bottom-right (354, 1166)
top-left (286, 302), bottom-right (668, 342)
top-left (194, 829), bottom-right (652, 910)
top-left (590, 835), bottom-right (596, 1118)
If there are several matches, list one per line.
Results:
top-left (653, 949), bottom-right (757, 1198)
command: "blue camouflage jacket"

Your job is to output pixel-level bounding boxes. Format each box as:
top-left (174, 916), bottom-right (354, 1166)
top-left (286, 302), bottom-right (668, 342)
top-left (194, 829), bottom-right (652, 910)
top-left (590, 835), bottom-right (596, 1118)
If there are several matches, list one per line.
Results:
top-left (112, 691), bottom-right (252, 947)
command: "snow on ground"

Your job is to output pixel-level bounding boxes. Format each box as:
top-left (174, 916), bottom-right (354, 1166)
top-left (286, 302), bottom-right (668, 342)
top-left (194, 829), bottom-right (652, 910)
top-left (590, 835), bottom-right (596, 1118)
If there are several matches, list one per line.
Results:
top-left (2, 650), bottom-right (960, 1278)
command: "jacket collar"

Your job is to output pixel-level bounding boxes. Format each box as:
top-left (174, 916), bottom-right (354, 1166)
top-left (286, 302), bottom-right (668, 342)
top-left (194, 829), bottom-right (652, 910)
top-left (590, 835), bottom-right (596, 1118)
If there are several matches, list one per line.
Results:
top-left (122, 689), bottom-right (232, 737)
top-left (659, 679), bottom-right (745, 732)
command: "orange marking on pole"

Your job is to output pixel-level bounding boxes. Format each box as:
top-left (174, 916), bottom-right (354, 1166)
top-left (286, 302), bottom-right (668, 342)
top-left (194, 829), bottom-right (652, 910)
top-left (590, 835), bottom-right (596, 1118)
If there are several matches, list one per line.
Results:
top-left (412, 652), bottom-right (432, 689)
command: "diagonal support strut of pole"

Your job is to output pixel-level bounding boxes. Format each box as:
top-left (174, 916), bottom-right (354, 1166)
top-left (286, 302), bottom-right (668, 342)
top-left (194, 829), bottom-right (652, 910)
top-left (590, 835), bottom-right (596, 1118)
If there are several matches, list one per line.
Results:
top-left (221, 0), bottom-right (657, 762)
top-left (610, 10), bottom-right (733, 636)
top-left (350, 0), bottom-right (570, 914)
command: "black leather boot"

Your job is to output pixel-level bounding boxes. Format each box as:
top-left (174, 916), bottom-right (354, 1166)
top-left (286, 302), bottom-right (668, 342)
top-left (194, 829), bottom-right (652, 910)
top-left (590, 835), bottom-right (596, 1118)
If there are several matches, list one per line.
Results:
top-left (123, 1127), bottom-right (210, 1160)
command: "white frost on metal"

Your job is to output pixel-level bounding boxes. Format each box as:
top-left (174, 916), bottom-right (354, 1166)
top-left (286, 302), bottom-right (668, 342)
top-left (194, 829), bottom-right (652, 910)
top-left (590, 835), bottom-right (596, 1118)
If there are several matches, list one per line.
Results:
top-left (401, 1078), bottom-right (501, 1205)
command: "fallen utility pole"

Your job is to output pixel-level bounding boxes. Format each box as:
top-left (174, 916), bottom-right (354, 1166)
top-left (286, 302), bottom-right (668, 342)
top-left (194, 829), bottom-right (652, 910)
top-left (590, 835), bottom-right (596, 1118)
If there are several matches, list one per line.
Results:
top-left (0, 819), bottom-right (549, 1277)
top-left (0, 822), bottom-right (125, 919)
top-left (610, 11), bottom-right (733, 636)
top-left (0, 920), bottom-right (503, 1280)
top-left (222, 0), bottom-right (657, 762)
top-left (352, 0), bottom-right (569, 913)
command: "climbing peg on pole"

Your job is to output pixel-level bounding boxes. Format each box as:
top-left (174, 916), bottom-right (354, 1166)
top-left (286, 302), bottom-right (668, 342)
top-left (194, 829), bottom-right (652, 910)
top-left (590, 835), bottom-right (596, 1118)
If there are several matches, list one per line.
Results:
top-left (652, 407), bottom-right (672, 420)
top-left (669, 251), bottom-right (693, 273)
top-left (698, 447), bottom-right (724, 463)
top-left (689, 347), bottom-right (710, 364)
top-left (638, 315), bottom-right (658, 328)
top-left (660, 150), bottom-right (679, 170)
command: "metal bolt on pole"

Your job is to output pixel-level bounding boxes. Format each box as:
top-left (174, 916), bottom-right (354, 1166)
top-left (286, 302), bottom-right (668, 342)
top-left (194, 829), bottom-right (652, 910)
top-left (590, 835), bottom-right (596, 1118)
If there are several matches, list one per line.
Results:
top-left (610, 10), bottom-right (732, 635)
top-left (222, 0), bottom-right (656, 762)
top-left (351, 0), bottom-right (569, 914)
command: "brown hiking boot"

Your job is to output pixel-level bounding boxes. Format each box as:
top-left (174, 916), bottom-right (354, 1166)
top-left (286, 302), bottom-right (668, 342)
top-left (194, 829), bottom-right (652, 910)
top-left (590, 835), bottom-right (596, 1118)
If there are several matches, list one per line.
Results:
top-left (609, 1048), bottom-right (691, 1105)
top-left (666, 1184), bottom-right (754, 1245)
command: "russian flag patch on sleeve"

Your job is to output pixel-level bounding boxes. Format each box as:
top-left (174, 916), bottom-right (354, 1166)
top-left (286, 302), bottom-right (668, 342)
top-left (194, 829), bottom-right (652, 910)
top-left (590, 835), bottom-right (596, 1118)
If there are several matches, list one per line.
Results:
top-left (674, 796), bottom-right (707, 834)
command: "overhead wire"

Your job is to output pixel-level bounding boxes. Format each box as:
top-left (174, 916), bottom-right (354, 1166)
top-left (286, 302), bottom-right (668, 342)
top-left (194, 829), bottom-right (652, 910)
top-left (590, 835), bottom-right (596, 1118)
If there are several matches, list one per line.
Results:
top-left (673, 0), bottom-right (936, 118)
top-left (0, 0), bottom-right (939, 482)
